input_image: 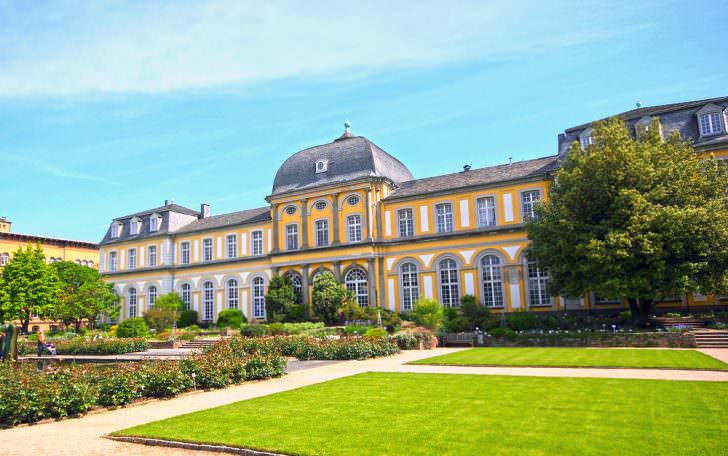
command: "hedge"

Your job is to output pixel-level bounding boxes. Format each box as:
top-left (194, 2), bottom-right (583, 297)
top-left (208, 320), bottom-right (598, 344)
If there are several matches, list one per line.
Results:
top-left (220, 335), bottom-right (400, 361)
top-left (19, 338), bottom-right (150, 356)
top-left (1, 341), bottom-right (286, 428)
top-left (480, 330), bottom-right (695, 348)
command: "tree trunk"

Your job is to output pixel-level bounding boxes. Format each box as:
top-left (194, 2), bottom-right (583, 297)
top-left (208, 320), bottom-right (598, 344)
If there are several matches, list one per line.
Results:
top-left (21, 318), bottom-right (29, 334)
top-left (638, 298), bottom-right (654, 327)
top-left (628, 298), bottom-right (640, 322)
top-left (75, 319), bottom-right (82, 331)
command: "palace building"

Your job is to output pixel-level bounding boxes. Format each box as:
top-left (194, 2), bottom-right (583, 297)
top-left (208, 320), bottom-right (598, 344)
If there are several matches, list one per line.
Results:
top-left (100, 97), bottom-right (728, 322)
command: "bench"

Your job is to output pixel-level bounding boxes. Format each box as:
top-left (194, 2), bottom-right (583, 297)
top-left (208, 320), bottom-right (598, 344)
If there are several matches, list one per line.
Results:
top-left (443, 332), bottom-right (476, 347)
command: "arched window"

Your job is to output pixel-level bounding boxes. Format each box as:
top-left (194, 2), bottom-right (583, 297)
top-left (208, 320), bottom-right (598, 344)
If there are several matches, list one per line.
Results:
top-left (227, 278), bottom-right (239, 309)
top-left (399, 262), bottom-right (419, 311)
top-left (252, 277), bottom-right (266, 319)
top-left (128, 288), bottom-right (137, 318)
top-left (202, 281), bottom-right (214, 321)
top-left (109, 252), bottom-right (118, 272)
top-left (181, 283), bottom-right (191, 311)
top-left (345, 268), bottom-right (368, 307)
top-left (0, 253), bottom-right (9, 266)
top-left (286, 271), bottom-right (303, 304)
top-left (147, 286), bottom-right (158, 308)
top-left (480, 255), bottom-right (504, 308)
top-left (527, 260), bottom-right (551, 307)
top-left (75, 259), bottom-right (82, 265)
top-left (438, 258), bottom-right (460, 307)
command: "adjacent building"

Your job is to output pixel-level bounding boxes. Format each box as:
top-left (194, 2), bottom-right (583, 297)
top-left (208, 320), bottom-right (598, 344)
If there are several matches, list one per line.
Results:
top-left (100, 97), bottom-right (728, 323)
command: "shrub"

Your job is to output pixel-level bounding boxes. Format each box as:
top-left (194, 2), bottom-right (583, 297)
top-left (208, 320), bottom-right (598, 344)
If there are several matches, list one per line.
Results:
top-left (267, 323), bottom-right (287, 335)
top-left (155, 292), bottom-right (183, 311)
top-left (240, 324), bottom-right (269, 338)
top-left (96, 364), bottom-right (144, 407)
top-left (506, 311), bottom-right (537, 331)
top-left (265, 275), bottom-right (298, 322)
top-left (411, 299), bottom-right (443, 330)
top-left (217, 309), bottom-right (246, 329)
top-left (364, 327), bottom-right (388, 338)
top-left (312, 271), bottom-right (352, 324)
top-left (116, 318), bottom-right (149, 338)
top-left (141, 362), bottom-right (190, 397)
top-left (143, 308), bottom-right (178, 332)
top-left (53, 338), bottom-right (149, 355)
top-left (665, 312), bottom-right (682, 318)
top-left (393, 327), bottom-right (437, 349)
top-left (489, 327), bottom-right (517, 340)
top-left (286, 304), bottom-right (308, 322)
top-left (178, 310), bottom-right (199, 328)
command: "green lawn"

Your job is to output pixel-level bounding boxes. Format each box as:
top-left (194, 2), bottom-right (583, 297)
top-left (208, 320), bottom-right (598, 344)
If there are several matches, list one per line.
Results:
top-left (115, 372), bottom-right (728, 455)
top-left (410, 347), bottom-right (728, 370)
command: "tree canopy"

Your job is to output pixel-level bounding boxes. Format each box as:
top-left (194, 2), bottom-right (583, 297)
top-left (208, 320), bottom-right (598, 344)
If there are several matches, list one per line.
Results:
top-left (0, 244), bottom-right (61, 332)
top-left (526, 117), bottom-right (728, 322)
top-left (51, 260), bottom-right (118, 330)
top-left (265, 275), bottom-right (297, 322)
top-left (312, 271), bottom-right (353, 325)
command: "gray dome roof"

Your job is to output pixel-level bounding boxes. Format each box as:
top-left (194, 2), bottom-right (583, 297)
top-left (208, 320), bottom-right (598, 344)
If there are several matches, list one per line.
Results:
top-left (272, 136), bottom-right (414, 195)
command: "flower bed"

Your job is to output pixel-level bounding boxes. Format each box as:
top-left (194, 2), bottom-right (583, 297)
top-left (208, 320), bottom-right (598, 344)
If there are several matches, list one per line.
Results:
top-left (478, 330), bottom-right (695, 348)
top-left (18, 338), bottom-right (150, 356)
top-left (0, 341), bottom-right (285, 428)
top-left (223, 335), bottom-right (400, 360)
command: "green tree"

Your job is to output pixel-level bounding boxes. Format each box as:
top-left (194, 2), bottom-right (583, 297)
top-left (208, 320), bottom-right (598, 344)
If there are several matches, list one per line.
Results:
top-left (526, 117), bottom-right (728, 324)
top-left (265, 275), bottom-right (297, 322)
top-left (51, 261), bottom-right (118, 330)
top-left (312, 271), bottom-right (351, 325)
top-left (154, 292), bottom-right (182, 311)
top-left (0, 244), bottom-right (61, 333)
top-left (142, 292), bottom-right (181, 332)
top-left (411, 299), bottom-right (444, 331)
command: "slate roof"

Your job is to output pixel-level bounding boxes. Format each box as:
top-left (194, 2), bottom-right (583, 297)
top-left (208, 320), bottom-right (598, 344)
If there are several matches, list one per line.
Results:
top-left (175, 207), bottom-right (271, 234)
top-left (385, 155), bottom-right (559, 200)
top-left (271, 136), bottom-right (414, 195)
top-left (114, 204), bottom-right (199, 221)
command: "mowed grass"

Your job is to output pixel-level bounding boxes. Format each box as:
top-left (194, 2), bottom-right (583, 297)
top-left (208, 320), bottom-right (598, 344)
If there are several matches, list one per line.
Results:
top-left (410, 347), bottom-right (728, 370)
top-left (115, 372), bottom-right (728, 455)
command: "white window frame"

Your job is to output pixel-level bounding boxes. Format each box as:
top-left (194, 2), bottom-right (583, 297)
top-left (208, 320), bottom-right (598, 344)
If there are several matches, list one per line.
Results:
top-left (202, 238), bottom-right (213, 263)
top-left (315, 159), bottom-right (328, 173)
top-left (397, 208), bottom-right (415, 237)
top-left (251, 230), bottom-right (264, 256)
top-left (147, 245), bottom-right (157, 267)
top-left (202, 281), bottom-right (215, 321)
top-left (226, 278), bottom-right (239, 309)
top-left (226, 234), bottom-right (237, 258)
top-left (180, 283), bottom-right (192, 311)
top-left (286, 271), bottom-right (303, 303)
top-left (526, 259), bottom-right (551, 307)
top-left (149, 215), bottom-right (161, 233)
top-left (109, 251), bottom-right (118, 272)
top-left (127, 288), bottom-right (137, 318)
top-left (480, 254), bottom-right (504, 308)
top-left (129, 218), bottom-right (140, 236)
top-left (699, 112), bottom-right (722, 136)
top-left (127, 248), bottom-right (137, 270)
top-left (315, 219), bottom-right (329, 247)
top-left (347, 214), bottom-right (362, 242)
top-left (286, 223), bottom-right (299, 251)
top-left (180, 241), bottom-right (190, 265)
top-left (345, 268), bottom-right (369, 307)
top-left (399, 262), bottom-right (419, 311)
top-left (110, 222), bottom-right (121, 239)
top-left (252, 276), bottom-right (266, 319)
top-left (435, 203), bottom-right (454, 233)
top-left (147, 286), bottom-right (158, 308)
top-left (0, 253), bottom-right (9, 266)
top-left (520, 190), bottom-right (541, 222)
top-left (438, 258), bottom-right (460, 307)
top-left (476, 196), bottom-right (497, 227)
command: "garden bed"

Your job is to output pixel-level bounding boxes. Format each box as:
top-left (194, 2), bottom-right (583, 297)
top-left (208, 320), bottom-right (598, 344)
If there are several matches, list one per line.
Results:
top-left (475, 330), bottom-right (695, 348)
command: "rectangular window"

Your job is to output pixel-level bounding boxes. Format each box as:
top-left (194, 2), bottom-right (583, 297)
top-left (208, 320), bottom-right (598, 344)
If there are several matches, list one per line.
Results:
top-left (129, 220), bottom-right (138, 236)
top-left (528, 261), bottom-right (551, 307)
top-left (147, 246), bottom-right (157, 267)
top-left (109, 252), bottom-right (118, 272)
top-left (700, 112), bottom-right (722, 135)
top-left (180, 242), bottom-right (190, 265)
top-left (397, 208), bottom-right (414, 237)
top-left (315, 219), bottom-right (329, 247)
top-left (347, 215), bottom-right (362, 242)
top-left (521, 190), bottom-right (541, 222)
top-left (226, 234), bottom-right (237, 258)
top-left (127, 249), bottom-right (136, 269)
top-left (110, 224), bottom-right (120, 239)
top-left (202, 238), bottom-right (213, 262)
top-left (477, 196), bottom-right (497, 227)
top-left (149, 216), bottom-right (159, 233)
top-left (435, 203), bottom-right (453, 233)
top-left (286, 224), bottom-right (299, 250)
top-left (251, 230), bottom-right (264, 256)
top-left (579, 135), bottom-right (593, 149)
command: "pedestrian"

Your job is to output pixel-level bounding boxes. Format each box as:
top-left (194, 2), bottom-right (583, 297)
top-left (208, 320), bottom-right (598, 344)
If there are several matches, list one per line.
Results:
top-left (37, 328), bottom-right (46, 357)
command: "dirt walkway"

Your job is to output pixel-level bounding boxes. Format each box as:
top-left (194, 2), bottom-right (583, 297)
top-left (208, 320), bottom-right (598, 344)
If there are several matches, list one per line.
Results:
top-left (1, 348), bottom-right (727, 455)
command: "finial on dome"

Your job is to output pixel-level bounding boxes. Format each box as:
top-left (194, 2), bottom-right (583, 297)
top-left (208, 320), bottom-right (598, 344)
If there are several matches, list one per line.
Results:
top-left (636, 100), bottom-right (642, 108)
top-left (335, 120), bottom-right (354, 141)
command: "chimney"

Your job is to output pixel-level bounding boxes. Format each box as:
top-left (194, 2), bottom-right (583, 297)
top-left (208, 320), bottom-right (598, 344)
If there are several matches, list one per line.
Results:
top-left (200, 203), bottom-right (210, 219)
top-left (463, 165), bottom-right (471, 172)
top-left (164, 199), bottom-right (169, 206)
top-left (508, 156), bottom-right (513, 166)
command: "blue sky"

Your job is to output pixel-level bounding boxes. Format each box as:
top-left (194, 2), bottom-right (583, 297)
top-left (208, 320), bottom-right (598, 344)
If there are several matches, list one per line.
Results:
top-left (1, 0), bottom-right (727, 241)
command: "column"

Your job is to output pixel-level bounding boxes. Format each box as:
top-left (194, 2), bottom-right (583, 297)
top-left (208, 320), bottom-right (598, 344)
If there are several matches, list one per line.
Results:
top-left (301, 264), bottom-right (311, 318)
top-left (301, 199), bottom-right (309, 249)
top-left (272, 266), bottom-right (280, 277)
top-left (332, 193), bottom-right (340, 245)
top-left (377, 257), bottom-right (385, 310)
top-left (333, 261), bottom-right (342, 282)
top-left (375, 200), bottom-right (383, 241)
top-left (367, 257), bottom-right (377, 307)
top-left (365, 189), bottom-right (373, 241)
top-left (271, 203), bottom-right (279, 253)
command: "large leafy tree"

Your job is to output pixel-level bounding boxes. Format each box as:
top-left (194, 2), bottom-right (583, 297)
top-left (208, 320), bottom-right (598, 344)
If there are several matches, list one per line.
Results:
top-left (51, 261), bottom-right (118, 330)
top-left (0, 244), bottom-right (61, 332)
top-left (527, 117), bottom-right (728, 324)
top-left (265, 275), bottom-right (297, 322)
top-left (312, 271), bottom-right (353, 325)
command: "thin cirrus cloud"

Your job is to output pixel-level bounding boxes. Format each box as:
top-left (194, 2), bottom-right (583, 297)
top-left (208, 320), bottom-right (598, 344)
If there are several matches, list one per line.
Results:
top-left (0, 152), bottom-right (106, 182)
top-left (0, 1), bottom-right (644, 97)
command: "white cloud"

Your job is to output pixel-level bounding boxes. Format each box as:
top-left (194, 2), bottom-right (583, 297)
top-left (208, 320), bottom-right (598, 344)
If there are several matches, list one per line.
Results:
top-left (0, 1), bottom-right (640, 96)
top-left (0, 152), bottom-right (105, 181)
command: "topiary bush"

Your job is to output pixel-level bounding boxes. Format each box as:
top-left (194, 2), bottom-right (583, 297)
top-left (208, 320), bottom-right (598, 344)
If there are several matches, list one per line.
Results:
top-left (217, 309), bottom-right (246, 329)
top-left (116, 318), bottom-right (149, 338)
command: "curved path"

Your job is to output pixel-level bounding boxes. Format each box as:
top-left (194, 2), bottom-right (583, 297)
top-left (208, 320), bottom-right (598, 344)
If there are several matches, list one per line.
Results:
top-left (2, 348), bottom-right (727, 455)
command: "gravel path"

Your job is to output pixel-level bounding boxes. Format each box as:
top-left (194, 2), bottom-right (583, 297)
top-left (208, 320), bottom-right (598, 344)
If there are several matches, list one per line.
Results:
top-left (1, 348), bottom-right (726, 455)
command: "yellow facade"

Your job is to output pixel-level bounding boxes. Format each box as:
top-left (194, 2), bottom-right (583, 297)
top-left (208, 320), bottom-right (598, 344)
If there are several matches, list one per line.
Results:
top-left (101, 103), bottom-right (728, 323)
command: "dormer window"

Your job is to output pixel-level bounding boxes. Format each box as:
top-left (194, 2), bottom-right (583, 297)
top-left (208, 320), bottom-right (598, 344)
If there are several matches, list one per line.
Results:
top-left (696, 104), bottom-right (725, 137)
top-left (149, 214), bottom-right (161, 233)
top-left (579, 128), bottom-right (594, 150)
top-left (635, 116), bottom-right (662, 140)
top-left (129, 217), bottom-right (141, 236)
top-left (315, 159), bottom-right (328, 174)
top-left (110, 222), bottom-right (121, 239)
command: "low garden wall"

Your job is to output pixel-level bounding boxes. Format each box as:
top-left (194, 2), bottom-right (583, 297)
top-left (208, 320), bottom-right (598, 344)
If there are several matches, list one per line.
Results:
top-left (476, 331), bottom-right (695, 348)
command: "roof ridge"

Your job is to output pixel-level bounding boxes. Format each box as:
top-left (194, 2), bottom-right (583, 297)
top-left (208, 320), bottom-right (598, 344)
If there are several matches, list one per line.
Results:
top-left (399, 155), bottom-right (557, 185)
